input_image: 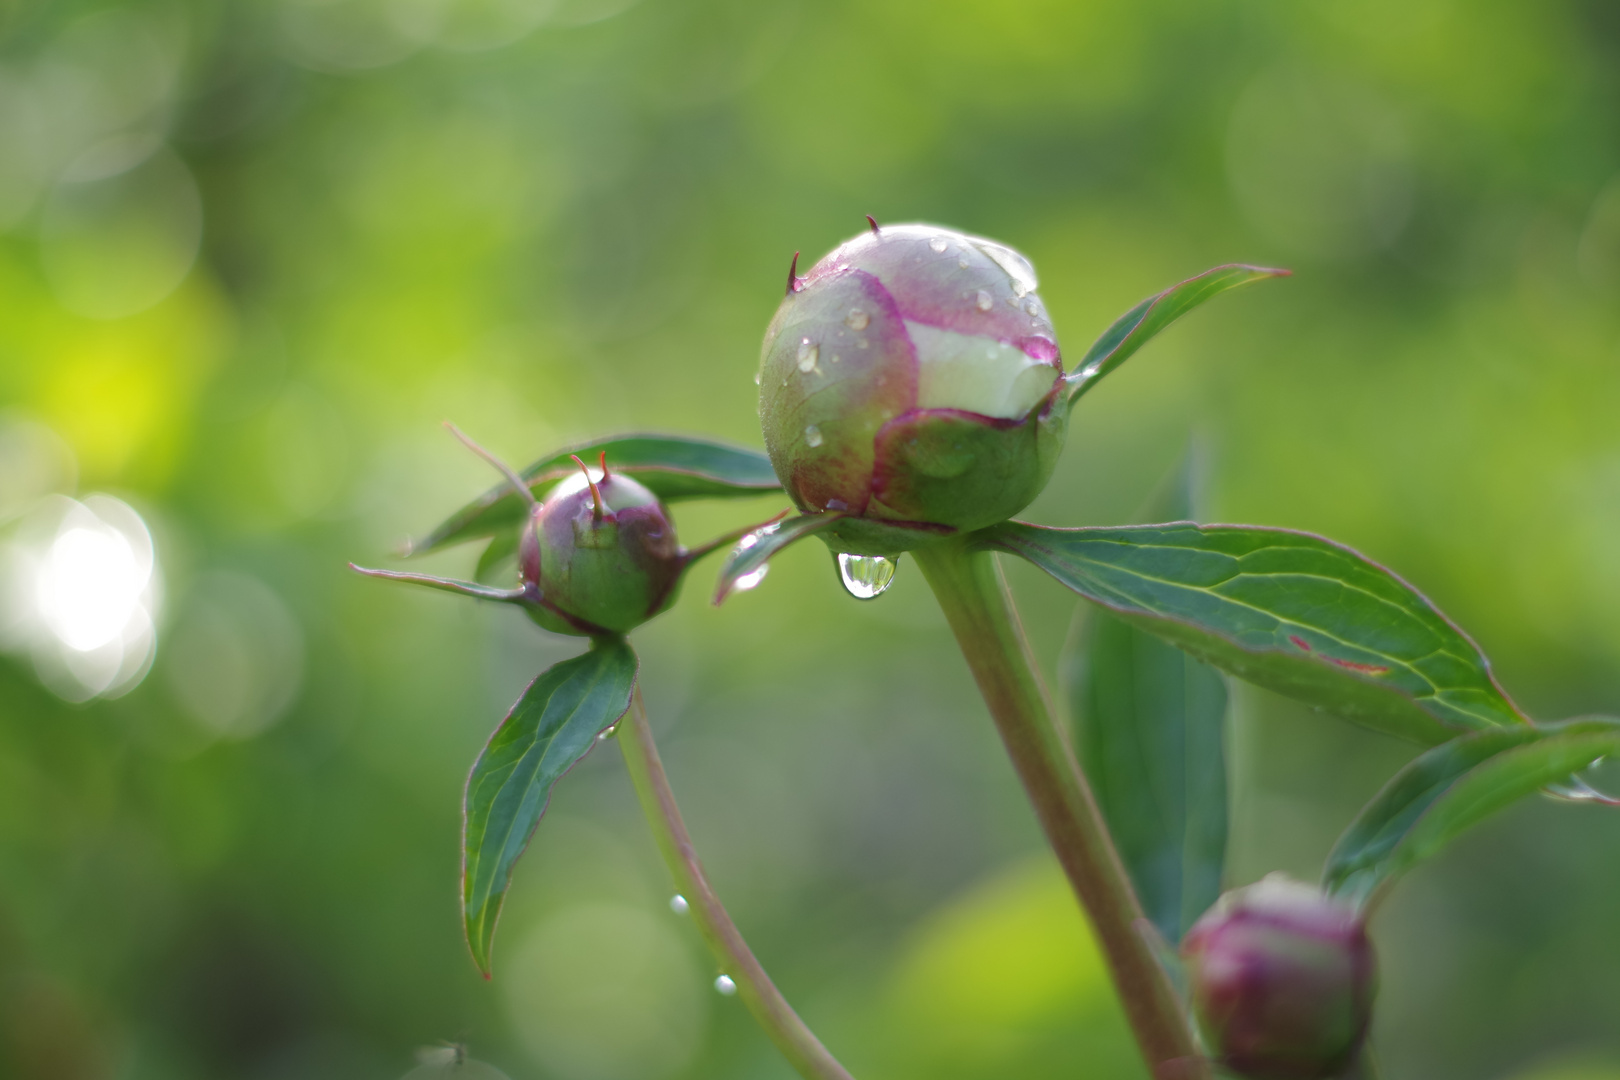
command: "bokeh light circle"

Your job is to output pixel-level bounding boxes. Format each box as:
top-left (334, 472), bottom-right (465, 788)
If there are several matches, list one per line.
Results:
top-left (0, 493), bottom-right (162, 702)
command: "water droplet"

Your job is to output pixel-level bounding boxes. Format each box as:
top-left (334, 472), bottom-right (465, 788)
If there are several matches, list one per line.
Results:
top-left (978, 241), bottom-right (1039, 296)
top-left (753, 371), bottom-right (762, 385)
top-left (596, 723), bottom-right (619, 741)
top-left (845, 308), bottom-right (869, 330)
top-left (670, 894), bottom-right (690, 915)
top-left (837, 553), bottom-right (898, 599)
top-left (958, 257), bottom-right (970, 269)
top-left (1025, 299), bottom-right (1039, 315)
top-left (714, 974), bottom-right (737, 995)
top-left (830, 354), bottom-right (841, 364)
top-left (975, 289), bottom-right (993, 311)
top-left (797, 338), bottom-right (819, 372)
top-left (1024, 337), bottom-right (1060, 361)
top-left (825, 498), bottom-right (848, 512)
top-left (804, 424), bottom-right (824, 448)
top-left (733, 565), bottom-right (769, 592)
top-left (929, 236), bottom-right (948, 253)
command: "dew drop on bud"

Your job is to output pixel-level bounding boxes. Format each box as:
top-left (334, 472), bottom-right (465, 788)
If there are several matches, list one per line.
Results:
top-left (797, 338), bottom-right (819, 372)
top-left (804, 424), bottom-right (824, 448)
top-left (975, 289), bottom-right (993, 312)
top-left (1025, 337), bottom-right (1060, 362)
top-left (844, 308), bottom-right (869, 330)
top-left (958, 257), bottom-right (969, 269)
top-left (753, 371), bottom-right (762, 385)
top-left (929, 236), bottom-right (948, 253)
top-left (714, 974), bottom-right (737, 996)
top-left (837, 553), bottom-right (898, 599)
top-left (1024, 299), bottom-right (1039, 315)
top-left (670, 894), bottom-right (689, 915)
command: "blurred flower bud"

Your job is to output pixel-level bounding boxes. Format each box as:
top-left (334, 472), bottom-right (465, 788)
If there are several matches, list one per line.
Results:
top-left (1181, 875), bottom-right (1376, 1080)
top-left (519, 462), bottom-right (685, 636)
top-left (758, 222), bottom-right (1066, 552)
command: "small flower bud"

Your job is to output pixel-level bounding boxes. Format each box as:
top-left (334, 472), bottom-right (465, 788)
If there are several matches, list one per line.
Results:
top-left (758, 223), bottom-right (1067, 549)
top-left (518, 461), bottom-right (685, 636)
top-left (1181, 876), bottom-right (1376, 1080)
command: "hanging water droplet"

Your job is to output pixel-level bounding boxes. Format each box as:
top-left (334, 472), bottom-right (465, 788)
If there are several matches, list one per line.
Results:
top-left (670, 894), bottom-right (690, 915)
top-left (804, 424), bottom-right (824, 447)
top-left (733, 565), bottom-right (769, 592)
top-left (797, 338), bottom-right (819, 372)
top-left (975, 289), bottom-right (993, 311)
top-left (929, 236), bottom-right (948, 253)
top-left (844, 308), bottom-right (869, 330)
top-left (837, 553), bottom-right (898, 599)
top-left (714, 974), bottom-right (738, 995)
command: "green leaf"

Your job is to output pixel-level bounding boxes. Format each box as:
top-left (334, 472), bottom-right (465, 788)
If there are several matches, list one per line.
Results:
top-left (983, 521), bottom-right (1527, 745)
top-left (712, 512), bottom-right (844, 604)
top-left (350, 563), bottom-right (526, 604)
top-left (1323, 718), bottom-right (1620, 908)
top-left (473, 529), bottom-right (520, 585)
top-left (1071, 611), bottom-right (1228, 945)
top-left (462, 638), bottom-right (638, 975)
top-left (414, 434), bottom-right (782, 556)
top-left (1065, 264), bottom-right (1289, 407)
top-left (1063, 463), bottom-right (1229, 945)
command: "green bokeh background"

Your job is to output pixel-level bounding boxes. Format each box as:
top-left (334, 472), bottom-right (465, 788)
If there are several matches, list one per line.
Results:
top-left (3, 0), bottom-right (1620, 1077)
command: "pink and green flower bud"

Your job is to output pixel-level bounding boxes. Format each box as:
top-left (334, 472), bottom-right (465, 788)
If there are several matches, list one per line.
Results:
top-left (758, 222), bottom-right (1067, 553)
top-left (518, 459), bottom-right (685, 636)
top-left (1181, 876), bottom-right (1376, 1080)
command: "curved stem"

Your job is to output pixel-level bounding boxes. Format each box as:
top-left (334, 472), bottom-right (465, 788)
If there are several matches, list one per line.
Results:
top-left (617, 687), bottom-right (856, 1080)
top-left (913, 541), bottom-right (1208, 1080)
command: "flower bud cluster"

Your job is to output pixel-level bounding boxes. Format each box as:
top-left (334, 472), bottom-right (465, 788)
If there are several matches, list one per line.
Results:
top-left (758, 222), bottom-right (1068, 552)
top-left (519, 463), bottom-right (685, 636)
top-left (1181, 876), bottom-right (1376, 1080)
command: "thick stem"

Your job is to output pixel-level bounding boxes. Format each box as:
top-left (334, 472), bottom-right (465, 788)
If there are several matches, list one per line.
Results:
top-left (914, 541), bottom-right (1208, 1080)
top-left (618, 687), bottom-right (856, 1080)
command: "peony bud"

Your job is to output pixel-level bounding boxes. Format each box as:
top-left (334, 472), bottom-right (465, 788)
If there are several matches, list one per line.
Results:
top-left (1181, 876), bottom-right (1376, 1080)
top-left (758, 222), bottom-right (1066, 553)
top-left (518, 459), bottom-right (686, 636)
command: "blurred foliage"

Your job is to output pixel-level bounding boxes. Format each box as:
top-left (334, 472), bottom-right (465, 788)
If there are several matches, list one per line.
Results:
top-left (2, 0), bottom-right (1620, 1078)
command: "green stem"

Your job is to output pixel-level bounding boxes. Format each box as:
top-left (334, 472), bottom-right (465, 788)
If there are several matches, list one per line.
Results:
top-left (618, 687), bottom-right (856, 1080)
top-left (914, 541), bottom-right (1207, 1080)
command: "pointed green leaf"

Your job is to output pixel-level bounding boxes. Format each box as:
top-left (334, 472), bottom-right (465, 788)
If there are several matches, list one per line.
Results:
top-left (712, 512), bottom-right (844, 604)
top-left (1324, 718), bottom-right (1620, 909)
top-left (473, 529), bottom-right (520, 585)
top-left (1063, 463), bottom-right (1229, 945)
top-left (415, 434), bottom-right (782, 556)
top-left (350, 563), bottom-right (527, 604)
top-left (1065, 264), bottom-right (1289, 407)
top-left (463, 638), bottom-right (638, 975)
top-left (1071, 612), bottom-right (1229, 944)
top-left (983, 522), bottom-right (1527, 745)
